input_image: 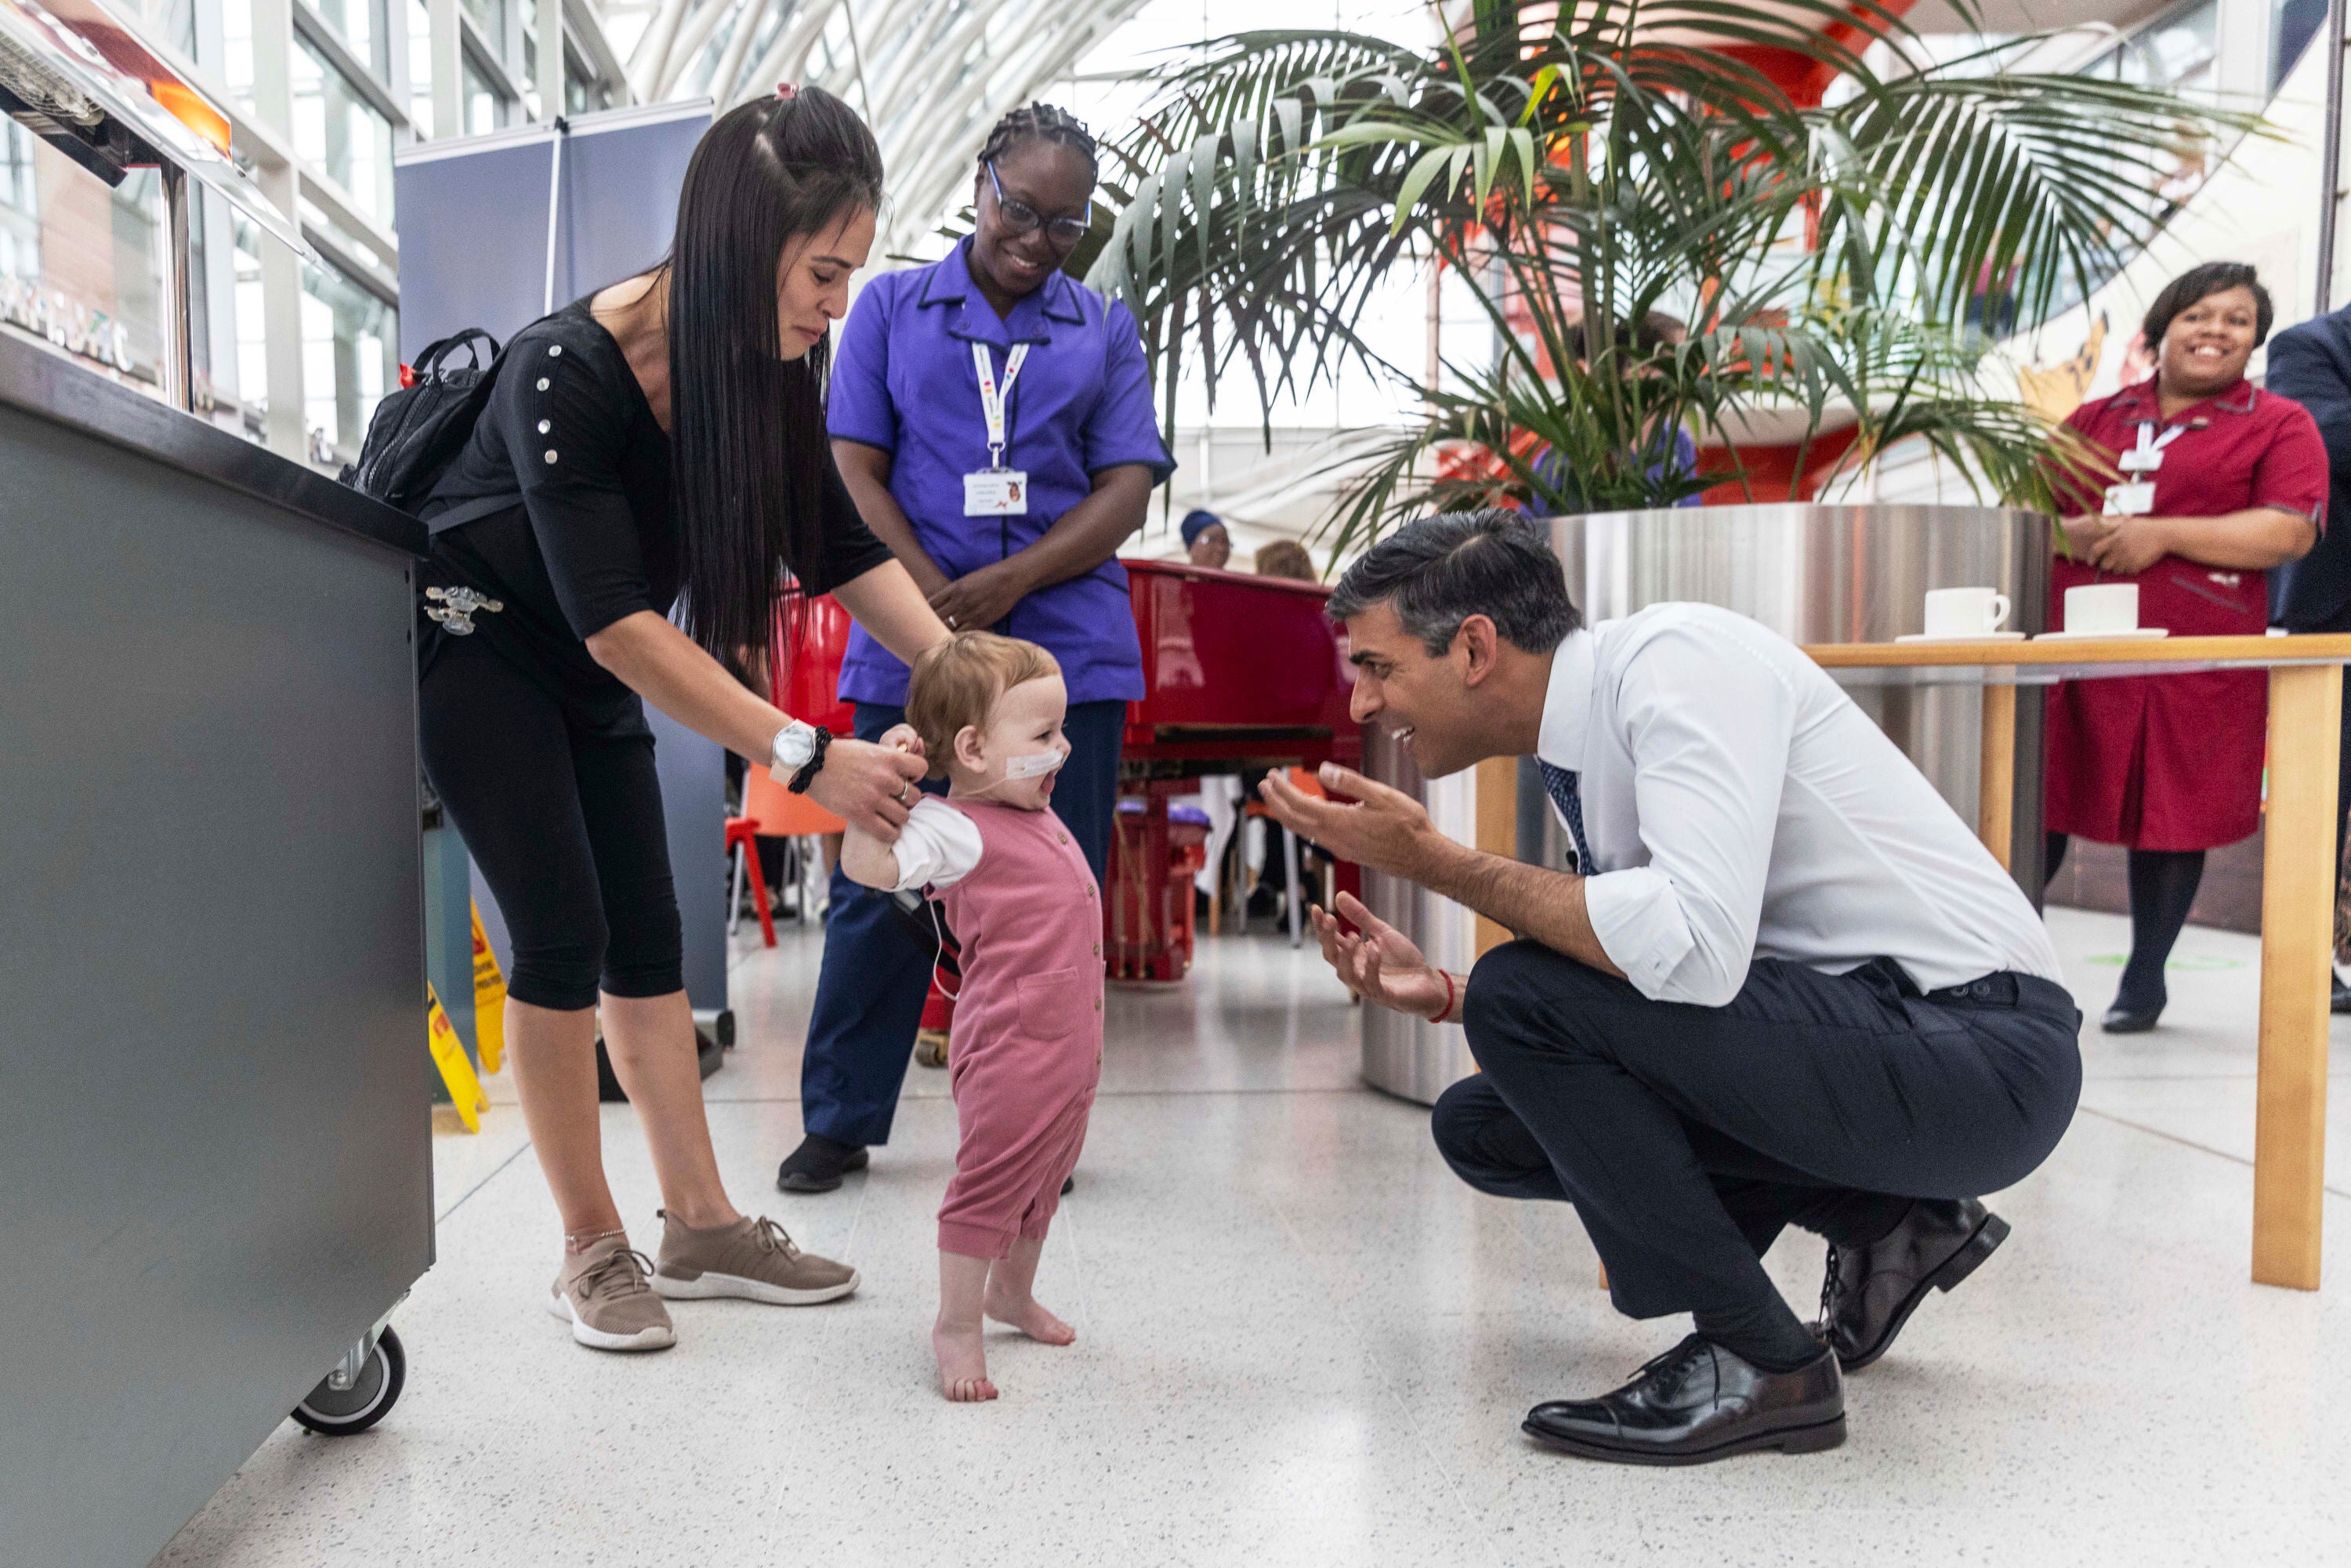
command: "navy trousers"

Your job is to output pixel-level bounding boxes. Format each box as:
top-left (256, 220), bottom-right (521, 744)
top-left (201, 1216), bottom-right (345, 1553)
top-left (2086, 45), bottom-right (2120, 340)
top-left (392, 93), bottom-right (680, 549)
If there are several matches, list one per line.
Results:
top-left (1433, 943), bottom-right (2081, 1322)
top-left (797, 697), bottom-right (1125, 1147)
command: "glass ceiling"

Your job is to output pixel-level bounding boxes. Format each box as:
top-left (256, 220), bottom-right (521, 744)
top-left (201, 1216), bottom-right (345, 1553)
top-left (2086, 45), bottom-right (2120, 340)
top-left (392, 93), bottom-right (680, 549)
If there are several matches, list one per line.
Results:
top-left (590, 0), bottom-right (1158, 261)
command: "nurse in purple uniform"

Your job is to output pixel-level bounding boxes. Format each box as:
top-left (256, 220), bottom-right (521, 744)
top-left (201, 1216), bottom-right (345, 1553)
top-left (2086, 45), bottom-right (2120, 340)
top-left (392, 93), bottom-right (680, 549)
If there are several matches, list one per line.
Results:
top-left (778, 103), bottom-right (1175, 1192)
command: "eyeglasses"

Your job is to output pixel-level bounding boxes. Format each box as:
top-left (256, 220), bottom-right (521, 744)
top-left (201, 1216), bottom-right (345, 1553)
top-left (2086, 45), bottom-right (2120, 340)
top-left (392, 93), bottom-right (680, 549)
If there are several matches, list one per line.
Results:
top-left (986, 161), bottom-right (1092, 248)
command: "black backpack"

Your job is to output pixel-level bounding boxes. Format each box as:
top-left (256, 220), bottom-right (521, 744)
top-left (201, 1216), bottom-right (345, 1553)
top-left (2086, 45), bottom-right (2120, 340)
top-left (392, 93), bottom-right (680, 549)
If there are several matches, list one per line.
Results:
top-left (339, 328), bottom-right (519, 533)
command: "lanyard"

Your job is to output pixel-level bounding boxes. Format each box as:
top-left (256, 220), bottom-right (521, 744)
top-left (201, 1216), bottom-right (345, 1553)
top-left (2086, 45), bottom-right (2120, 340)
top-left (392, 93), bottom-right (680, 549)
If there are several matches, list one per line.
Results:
top-left (972, 341), bottom-right (1029, 471)
top-left (2121, 420), bottom-right (2186, 473)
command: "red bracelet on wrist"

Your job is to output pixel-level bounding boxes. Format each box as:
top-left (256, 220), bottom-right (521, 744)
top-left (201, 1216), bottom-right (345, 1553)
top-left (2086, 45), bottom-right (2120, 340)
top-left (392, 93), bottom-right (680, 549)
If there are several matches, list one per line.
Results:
top-left (1433, 969), bottom-right (1456, 1025)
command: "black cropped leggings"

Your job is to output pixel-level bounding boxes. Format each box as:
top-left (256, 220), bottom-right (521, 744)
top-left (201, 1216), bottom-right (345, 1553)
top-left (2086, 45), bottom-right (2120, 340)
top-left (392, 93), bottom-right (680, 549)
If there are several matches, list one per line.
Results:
top-left (418, 639), bottom-right (683, 1012)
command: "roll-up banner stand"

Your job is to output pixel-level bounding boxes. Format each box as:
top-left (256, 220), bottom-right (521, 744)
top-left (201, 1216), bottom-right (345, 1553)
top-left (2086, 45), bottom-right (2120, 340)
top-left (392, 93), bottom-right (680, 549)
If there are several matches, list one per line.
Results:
top-left (394, 102), bottom-right (730, 1022)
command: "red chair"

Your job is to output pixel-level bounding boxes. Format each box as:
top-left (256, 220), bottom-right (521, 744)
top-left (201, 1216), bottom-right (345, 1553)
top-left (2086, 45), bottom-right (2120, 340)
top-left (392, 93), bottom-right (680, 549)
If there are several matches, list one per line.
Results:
top-left (725, 815), bottom-right (777, 948)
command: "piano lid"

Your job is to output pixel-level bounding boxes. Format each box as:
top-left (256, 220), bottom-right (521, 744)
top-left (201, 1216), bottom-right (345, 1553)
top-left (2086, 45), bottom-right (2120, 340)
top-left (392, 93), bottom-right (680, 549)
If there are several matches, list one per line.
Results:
top-left (0, 0), bottom-right (307, 255)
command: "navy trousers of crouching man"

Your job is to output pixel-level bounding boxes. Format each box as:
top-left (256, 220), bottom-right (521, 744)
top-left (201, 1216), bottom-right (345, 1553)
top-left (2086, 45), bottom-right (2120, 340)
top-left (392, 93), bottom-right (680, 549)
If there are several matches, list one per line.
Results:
top-left (1432, 940), bottom-right (2081, 1321)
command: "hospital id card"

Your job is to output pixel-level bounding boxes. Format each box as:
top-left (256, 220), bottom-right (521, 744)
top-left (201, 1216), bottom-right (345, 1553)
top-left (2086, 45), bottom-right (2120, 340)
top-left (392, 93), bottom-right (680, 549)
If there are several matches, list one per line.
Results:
top-left (964, 469), bottom-right (1029, 516)
top-left (2103, 480), bottom-right (2155, 516)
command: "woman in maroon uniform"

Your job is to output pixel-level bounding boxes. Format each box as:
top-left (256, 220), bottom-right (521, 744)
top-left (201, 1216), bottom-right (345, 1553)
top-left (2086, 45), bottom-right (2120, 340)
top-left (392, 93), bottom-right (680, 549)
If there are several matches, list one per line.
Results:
top-left (2046, 262), bottom-right (2327, 1031)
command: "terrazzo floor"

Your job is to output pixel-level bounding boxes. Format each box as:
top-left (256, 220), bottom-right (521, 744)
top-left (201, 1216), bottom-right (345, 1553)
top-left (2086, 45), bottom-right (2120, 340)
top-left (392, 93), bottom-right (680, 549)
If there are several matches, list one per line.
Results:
top-left (153, 906), bottom-right (2351, 1567)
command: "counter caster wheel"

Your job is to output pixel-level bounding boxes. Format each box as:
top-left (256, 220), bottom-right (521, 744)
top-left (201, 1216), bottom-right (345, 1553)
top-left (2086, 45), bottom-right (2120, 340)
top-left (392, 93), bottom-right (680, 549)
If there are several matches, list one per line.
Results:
top-left (292, 1324), bottom-right (404, 1436)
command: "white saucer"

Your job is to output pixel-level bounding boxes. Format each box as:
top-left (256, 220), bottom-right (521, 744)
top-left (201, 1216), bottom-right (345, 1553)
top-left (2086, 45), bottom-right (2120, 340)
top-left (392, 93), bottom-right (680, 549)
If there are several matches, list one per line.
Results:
top-left (2033, 628), bottom-right (2170, 642)
top-left (1895, 632), bottom-right (2028, 643)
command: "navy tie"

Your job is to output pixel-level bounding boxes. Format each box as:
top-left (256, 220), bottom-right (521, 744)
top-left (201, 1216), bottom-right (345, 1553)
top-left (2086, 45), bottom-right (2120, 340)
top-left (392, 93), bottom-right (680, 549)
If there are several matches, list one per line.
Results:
top-left (1538, 760), bottom-right (1595, 873)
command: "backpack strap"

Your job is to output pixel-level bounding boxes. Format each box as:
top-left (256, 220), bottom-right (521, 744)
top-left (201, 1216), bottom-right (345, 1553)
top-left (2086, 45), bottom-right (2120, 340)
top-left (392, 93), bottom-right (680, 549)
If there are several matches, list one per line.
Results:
top-left (413, 328), bottom-right (502, 380)
top-left (426, 491), bottom-right (523, 535)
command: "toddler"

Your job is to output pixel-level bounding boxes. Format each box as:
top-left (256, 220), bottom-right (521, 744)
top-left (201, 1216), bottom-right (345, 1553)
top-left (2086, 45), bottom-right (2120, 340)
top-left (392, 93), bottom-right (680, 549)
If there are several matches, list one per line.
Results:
top-left (842, 632), bottom-right (1102, 1401)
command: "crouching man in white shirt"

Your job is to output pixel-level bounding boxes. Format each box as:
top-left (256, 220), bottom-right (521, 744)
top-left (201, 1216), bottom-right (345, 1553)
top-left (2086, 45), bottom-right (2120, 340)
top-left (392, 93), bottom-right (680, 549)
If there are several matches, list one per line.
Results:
top-left (1259, 510), bottom-right (2080, 1466)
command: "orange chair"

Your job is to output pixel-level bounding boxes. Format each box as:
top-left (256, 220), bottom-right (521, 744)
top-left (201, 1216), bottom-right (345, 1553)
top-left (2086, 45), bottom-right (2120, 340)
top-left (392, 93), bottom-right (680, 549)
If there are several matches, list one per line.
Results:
top-left (738, 767), bottom-right (846, 935)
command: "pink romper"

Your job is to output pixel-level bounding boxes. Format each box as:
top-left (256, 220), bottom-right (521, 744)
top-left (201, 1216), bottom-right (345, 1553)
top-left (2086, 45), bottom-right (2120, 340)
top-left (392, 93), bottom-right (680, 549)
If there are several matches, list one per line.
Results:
top-left (930, 798), bottom-right (1104, 1258)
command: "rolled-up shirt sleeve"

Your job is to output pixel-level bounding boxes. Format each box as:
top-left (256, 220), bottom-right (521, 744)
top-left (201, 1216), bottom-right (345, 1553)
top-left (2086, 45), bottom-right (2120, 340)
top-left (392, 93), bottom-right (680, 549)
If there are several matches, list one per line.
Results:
top-left (886, 798), bottom-right (984, 890)
top-left (1580, 625), bottom-right (1794, 1005)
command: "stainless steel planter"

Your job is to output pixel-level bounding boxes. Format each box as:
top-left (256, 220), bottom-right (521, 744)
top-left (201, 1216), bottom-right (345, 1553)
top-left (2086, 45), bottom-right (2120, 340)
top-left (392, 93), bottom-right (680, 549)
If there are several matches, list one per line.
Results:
top-left (1361, 503), bottom-right (2053, 1104)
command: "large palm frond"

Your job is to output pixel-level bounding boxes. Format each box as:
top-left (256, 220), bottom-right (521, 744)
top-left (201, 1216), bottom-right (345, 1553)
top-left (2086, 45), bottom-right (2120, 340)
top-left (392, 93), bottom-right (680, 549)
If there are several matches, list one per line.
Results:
top-left (1087, 0), bottom-right (2261, 547)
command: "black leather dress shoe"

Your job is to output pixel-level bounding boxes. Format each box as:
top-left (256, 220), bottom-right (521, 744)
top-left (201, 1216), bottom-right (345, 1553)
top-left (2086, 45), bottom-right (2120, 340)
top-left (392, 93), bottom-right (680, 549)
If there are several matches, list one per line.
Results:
top-left (2101, 999), bottom-right (2162, 1033)
top-left (1817, 1197), bottom-right (2009, 1371)
top-left (1521, 1336), bottom-right (1844, 1465)
top-left (777, 1134), bottom-right (869, 1193)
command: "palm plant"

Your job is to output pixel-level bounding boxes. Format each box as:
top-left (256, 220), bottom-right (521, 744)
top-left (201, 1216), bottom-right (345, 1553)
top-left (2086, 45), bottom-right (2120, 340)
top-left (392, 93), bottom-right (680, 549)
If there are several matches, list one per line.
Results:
top-left (1085, 0), bottom-right (2264, 554)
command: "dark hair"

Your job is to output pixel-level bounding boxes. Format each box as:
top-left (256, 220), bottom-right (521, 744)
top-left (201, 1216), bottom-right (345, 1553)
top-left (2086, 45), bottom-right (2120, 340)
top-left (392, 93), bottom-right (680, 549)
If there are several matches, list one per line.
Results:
top-left (664, 89), bottom-right (882, 679)
top-left (1565, 310), bottom-right (1687, 363)
top-left (1180, 508), bottom-right (1223, 546)
top-left (2142, 262), bottom-right (2273, 350)
top-left (1326, 509), bottom-right (1581, 655)
top-left (976, 103), bottom-right (1098, 174)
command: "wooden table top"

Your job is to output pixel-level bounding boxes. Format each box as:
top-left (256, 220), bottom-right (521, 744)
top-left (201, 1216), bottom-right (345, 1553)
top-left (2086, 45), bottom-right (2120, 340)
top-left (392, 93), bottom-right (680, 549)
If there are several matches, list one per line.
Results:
top-left (1803, 633), bottom-right (2351, 670)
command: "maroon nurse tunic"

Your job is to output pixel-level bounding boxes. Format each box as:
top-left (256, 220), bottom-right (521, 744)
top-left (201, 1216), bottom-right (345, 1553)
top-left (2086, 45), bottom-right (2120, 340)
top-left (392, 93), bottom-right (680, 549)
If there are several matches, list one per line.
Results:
top-left (2044, 377), bottom-right (2327, 850)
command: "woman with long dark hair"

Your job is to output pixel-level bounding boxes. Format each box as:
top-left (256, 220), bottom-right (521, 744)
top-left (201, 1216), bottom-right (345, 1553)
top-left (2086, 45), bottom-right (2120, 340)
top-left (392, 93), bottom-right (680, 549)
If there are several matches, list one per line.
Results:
top-left (777, 103), bottom-right (1172, 1193)
top-left (417, 88), bottom-right (947, 1352)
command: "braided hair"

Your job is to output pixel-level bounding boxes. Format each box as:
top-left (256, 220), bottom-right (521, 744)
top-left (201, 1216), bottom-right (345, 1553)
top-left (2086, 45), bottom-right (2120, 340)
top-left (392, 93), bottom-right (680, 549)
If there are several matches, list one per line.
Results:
top-left (976, 103), bottom-right (1098, 174)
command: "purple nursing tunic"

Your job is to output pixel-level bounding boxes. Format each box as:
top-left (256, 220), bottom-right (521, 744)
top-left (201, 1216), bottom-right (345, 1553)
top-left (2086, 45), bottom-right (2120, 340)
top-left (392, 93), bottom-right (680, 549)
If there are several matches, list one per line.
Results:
top-left (826, 239), bottom-right (1176, 708)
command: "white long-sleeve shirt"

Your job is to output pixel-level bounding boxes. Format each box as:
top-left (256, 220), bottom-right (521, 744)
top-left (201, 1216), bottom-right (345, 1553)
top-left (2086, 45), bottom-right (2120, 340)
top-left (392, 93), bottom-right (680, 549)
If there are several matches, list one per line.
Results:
top-left (1547, 603), bottom-right (2063, 1006)
top-left (882, 797), bottom-right (984, 890)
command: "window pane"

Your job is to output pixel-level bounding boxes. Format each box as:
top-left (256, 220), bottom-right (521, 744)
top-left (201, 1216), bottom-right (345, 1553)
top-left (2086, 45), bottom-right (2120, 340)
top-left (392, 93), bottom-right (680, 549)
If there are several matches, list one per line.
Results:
top-left (465, 57), bottom-right (508, 135)
top-left (233, 215), bottom-right (268, 418)
top-left (292, 37), bottom-right (396, 220)
top-left (2274, 0), bottom-right (2327, 92)
top-left (301, 258), bottom-right (397, 465)
top-left (313, 0), bottom-right (393, 82)
top-left (220, 0), bottom-right (257, 110)
top-left (0, 125), bottom-right (176, 401)
top-left (462, 0), bottom-right (512, 66)
top-left (409, 0), bottom-right (436, 130)
top-left (2117, 0), bottom-right (2219, 96)
top-left (157, 0), bottom-right (200, 56)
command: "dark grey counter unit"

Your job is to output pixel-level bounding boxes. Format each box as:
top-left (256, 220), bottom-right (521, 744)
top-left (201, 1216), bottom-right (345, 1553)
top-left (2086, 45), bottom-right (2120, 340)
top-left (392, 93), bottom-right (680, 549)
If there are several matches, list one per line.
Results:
top-left (1, 328), bottom-right (435, 1567)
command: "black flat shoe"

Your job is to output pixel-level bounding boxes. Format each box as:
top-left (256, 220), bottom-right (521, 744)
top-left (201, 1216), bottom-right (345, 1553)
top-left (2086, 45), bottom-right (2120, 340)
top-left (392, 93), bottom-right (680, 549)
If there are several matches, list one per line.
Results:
top-left (1521, 1336), bottom-right (1844, 1465)
top-left (2332, 974), bottom-right (2351, 1015)
top-left (1817, 1198), bottom-right (2009, 1372)
top-left (776, 1134), bottom-right (869, 1193)
top-left (2100, 999), bottom-right (2163, 1033)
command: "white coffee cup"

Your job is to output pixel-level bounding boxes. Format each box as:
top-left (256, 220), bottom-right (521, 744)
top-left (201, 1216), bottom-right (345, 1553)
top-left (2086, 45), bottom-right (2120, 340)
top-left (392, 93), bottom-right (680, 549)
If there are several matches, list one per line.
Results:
top-left (2064, 582), bottom-right (2139, 635)
top-left (1923, 586), bottom-right (2011, 639)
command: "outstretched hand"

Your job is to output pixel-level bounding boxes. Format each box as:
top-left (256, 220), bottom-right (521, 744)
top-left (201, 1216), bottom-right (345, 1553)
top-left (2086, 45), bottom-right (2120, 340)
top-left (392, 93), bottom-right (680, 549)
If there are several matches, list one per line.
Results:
top-left (1259, 762), bottom-right (1441, 880)
top-left (1309, 891), bottom-right (1450, 1022)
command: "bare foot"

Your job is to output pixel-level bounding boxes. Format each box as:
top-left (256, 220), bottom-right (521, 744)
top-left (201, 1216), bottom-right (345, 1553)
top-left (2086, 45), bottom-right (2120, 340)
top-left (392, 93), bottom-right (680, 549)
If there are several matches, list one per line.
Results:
top-left (933, 1321), bottom-right (998, 1401)
top-left (984, 1287), bottom-right (1077, 1345)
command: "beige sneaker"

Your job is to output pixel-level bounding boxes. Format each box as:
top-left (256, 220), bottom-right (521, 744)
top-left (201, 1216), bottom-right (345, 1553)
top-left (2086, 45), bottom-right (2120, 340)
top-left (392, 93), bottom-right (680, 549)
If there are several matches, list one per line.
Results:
top-left (546, 1235), bottom-right (676, 1352)
top-left (653, 1211), bottom-right (860, 1305)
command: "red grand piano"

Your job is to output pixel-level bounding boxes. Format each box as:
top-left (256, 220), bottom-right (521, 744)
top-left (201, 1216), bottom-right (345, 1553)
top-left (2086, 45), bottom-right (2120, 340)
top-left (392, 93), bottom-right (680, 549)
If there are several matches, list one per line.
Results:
top-left (1113, 559), bottom-right (1361, 978)
top-left (781, 559), bottom-right (1364, 982)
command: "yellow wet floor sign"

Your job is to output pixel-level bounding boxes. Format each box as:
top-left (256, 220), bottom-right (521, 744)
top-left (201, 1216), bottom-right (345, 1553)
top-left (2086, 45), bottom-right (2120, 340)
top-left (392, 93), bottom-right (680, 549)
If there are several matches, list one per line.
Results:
top-left (428, 984), bottom-right (489, 1132)
top-left (470, 901), bottom-right (507, 1074)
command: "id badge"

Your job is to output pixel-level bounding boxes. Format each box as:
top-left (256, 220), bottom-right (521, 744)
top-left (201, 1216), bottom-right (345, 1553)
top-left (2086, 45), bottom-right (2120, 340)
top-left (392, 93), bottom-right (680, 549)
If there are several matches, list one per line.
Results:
top-left (2103, 480), bottom-right (2155, 516)
top-left (964, 469), bottom-right (1028, 516)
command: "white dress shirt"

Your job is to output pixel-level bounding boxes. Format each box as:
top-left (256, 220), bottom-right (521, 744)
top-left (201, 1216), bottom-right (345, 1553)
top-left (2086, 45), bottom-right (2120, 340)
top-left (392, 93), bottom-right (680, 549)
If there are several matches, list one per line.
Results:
top-left (884, 798), bottom-right (984, 891)
top-left (1544, 603), bottom-right (2063, 1006)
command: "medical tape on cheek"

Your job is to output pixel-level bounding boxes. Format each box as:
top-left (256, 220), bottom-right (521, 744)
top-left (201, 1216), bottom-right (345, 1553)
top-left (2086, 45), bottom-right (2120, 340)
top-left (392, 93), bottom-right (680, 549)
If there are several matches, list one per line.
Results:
top-left (1002, 747), bottom-right (1067, 779)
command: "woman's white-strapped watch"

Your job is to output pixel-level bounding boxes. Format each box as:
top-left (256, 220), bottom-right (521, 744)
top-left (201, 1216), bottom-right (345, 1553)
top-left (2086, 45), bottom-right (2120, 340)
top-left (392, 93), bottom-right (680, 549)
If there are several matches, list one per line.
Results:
top-left (770, 720), bottom-right (820, 780)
